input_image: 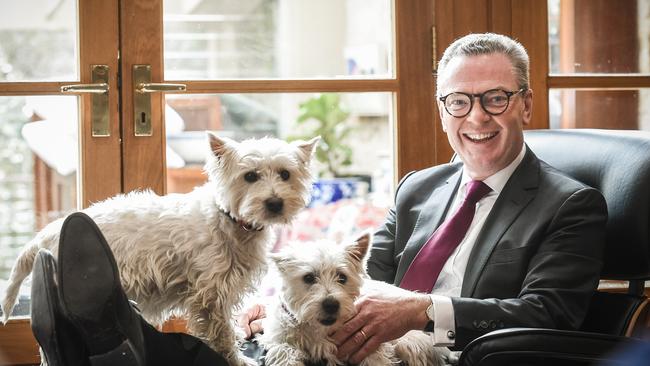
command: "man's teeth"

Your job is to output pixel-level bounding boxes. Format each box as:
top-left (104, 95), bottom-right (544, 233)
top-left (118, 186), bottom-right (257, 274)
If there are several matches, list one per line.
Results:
top-left (466, 132), bottom-right (497, 141)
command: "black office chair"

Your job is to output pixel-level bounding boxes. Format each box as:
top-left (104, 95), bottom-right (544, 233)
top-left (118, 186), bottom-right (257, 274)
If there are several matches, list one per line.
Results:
top-left (458, 129), bottom-right (650, 366)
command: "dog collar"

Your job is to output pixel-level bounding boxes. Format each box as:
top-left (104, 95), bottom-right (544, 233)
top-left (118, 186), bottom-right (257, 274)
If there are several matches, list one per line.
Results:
top-left (219, 209), bottom-right (264, 232)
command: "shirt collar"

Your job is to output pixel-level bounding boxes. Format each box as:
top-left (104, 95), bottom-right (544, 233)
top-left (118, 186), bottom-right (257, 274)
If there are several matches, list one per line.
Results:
top-left (460, 143), bottom-right (527, 195)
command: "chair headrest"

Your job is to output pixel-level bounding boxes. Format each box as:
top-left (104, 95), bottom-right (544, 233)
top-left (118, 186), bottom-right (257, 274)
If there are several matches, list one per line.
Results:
top-left (524, 129), bottom-right (650, 280)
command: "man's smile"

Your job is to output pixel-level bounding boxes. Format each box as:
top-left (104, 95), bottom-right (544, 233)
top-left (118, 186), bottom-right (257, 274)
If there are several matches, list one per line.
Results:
top-left (463, 131), bottom-right (499, 142)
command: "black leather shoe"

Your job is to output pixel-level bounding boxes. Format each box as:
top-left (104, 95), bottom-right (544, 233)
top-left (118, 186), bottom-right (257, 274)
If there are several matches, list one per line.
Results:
top-left (57, 212), bottom-right (145, 366)
top-left (31, 248), bottom-right (90, 366)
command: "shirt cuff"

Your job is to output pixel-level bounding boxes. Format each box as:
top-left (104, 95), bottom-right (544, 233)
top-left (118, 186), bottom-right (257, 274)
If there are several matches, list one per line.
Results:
top-left (429, 294), bottom-right (456, 346)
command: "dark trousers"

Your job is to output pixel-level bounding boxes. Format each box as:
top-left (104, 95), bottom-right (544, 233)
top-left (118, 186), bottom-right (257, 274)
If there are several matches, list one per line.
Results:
top-left (141, 321), bottom-right (268, 366)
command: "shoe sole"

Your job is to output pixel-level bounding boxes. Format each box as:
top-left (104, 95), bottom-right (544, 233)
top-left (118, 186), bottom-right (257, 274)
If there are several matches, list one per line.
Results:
top-left (30, 249), bottom-right (64, 366)
top-left (57, 212), bottom-right (141, 366)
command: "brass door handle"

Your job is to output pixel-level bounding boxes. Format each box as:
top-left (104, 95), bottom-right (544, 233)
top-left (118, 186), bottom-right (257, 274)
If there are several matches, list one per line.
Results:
top-left (61, 82), bottom-right (109, 94)
top-left (60, 65), bottom-right (111, 137)
top-left (135, 83), bottom-right (186, 93)
top-left (133, 65), bottom-right (187, 136)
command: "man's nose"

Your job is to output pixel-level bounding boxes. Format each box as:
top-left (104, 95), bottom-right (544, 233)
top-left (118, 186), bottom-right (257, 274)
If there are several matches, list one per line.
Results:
top-left (466, 98), bottom-right (491, 123)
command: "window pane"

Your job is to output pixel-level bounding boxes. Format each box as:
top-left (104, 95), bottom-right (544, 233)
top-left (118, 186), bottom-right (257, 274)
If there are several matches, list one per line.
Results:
top-left (549, 89), bottom-right (650, 131)
top-left (548, 0), bottom-right (650, 75)
top-left (163, 0), bottom-right (394, 80)
top-left (0, 1), bottom-right (78, 81)
top-left (164, 91), bottom-right (394, 232)
top-left (0, 96), bottom-right (78, 319)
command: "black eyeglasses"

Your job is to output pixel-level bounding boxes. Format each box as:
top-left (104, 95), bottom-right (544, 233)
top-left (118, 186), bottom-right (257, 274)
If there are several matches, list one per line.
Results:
top-left (438, 88), bottom-right (525, 118)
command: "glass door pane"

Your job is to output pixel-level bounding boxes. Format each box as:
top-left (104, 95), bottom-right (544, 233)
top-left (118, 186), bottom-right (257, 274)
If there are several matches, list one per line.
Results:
top-left (0, 96), bottom-right (79, 318)
top-left (165, 92), bottom-right (394, 196)
top-left (163, 0), bottom-right (394, 79)
top-left (0, 0), bottom-right (79, 81)
top-left (0, 1), bottom-right (81, 321)
top-left (548, 0), bottom-right (650, 75)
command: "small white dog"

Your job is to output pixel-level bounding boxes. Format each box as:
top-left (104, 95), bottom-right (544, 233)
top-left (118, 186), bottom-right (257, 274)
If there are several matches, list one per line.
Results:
top-left (2, 132), bottom-right (319, 366)
top-left (259, 233), bottom-right (449, 366)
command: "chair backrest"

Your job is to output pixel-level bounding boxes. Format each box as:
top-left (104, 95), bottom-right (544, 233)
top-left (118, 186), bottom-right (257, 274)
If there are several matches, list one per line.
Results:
top-left (524, 129), bottom-right (650, 336)
top-left (524, 129), bottom-right (650, 282)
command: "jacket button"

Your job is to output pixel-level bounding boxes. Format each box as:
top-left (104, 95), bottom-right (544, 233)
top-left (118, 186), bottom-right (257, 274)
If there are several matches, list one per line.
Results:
top-left (447, 330), bottom-right (455, 339)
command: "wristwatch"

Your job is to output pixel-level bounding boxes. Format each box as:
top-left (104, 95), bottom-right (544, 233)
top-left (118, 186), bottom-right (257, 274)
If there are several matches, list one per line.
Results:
top-left (424, 296), bottom-right (435, 332)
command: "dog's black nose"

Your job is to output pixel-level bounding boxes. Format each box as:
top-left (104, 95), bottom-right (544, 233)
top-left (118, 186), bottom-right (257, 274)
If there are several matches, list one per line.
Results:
top-left (265, 197), bottom-right (284, 213)
top-left (321, 297), bottom-right (340, 315)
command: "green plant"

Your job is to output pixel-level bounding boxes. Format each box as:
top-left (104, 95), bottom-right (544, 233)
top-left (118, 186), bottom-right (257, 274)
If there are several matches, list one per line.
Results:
top-left (289, 93), bottom-right (353, 177)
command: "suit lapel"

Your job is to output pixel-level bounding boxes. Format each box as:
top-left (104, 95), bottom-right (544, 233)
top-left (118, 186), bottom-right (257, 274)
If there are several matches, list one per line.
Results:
top-left (461, 148), bottom-right (540, 297)
top-left (395, 168), bottom-right (462, 286)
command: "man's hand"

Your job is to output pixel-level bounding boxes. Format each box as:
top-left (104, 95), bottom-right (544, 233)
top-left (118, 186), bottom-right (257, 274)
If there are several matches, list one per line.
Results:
top-left (330, 287), bottom-right (431, 364)
top-left (237, 303), bottom-right (267, 339)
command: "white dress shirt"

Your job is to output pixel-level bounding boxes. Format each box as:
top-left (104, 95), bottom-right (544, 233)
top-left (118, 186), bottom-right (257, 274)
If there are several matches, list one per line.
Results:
top-left (429, 144), bottom-right (527, 346)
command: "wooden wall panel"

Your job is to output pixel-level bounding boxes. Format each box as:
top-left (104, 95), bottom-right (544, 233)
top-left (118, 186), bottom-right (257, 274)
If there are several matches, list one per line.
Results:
top-left (395, 0), bottom-right (436, 178)
top-left (510, 0), bottom-right (549, 130)
top-left (0, 318), bottom-right (39, 366)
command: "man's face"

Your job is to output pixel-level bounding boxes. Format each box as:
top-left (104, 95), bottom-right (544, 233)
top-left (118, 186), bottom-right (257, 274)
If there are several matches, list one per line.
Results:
top-left (437, 53), bottom-right (533, 180)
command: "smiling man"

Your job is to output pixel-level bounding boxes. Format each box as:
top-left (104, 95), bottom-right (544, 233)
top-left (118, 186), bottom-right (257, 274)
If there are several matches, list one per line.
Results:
top-left (331, 33), bottom-right (608, 363)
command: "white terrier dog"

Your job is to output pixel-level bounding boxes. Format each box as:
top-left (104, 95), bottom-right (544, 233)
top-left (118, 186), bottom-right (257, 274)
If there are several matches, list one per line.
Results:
top-left (259, 233), bottom-right (449, 366)
top-left (2, 132), bottom-right (319, 366)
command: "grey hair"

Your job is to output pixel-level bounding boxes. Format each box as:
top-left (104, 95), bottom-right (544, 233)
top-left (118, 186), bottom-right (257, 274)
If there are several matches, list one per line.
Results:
top-left (436, 33), bottom-right (529, 94)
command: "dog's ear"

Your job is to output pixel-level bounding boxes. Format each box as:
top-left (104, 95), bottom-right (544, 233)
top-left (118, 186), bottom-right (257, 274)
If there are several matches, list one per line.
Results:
top-left (292, 136), bottom-right (320, 162)
top-left (346, 231), bottom-right (372, 264)
top-left (206, 131), bottom-right (237, 158)
top-left (269, 251), bottom-right (291, 273)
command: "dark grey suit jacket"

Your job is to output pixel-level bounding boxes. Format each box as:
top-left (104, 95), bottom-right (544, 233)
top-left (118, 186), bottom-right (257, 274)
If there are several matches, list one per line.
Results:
top-left (367, 146), bottom-right (607, 348)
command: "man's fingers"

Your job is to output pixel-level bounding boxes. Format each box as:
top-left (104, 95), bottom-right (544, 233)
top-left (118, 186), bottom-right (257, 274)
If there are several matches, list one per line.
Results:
top-left (336, 329), bottom-right (369, 361)
top-left (236, 313), bottom-right (253, 338)
top-left (331, 313), bottom-right (366, 345)
top-left (249, 319), bottom-right (264, 336)
top-left (236, 303), bottom-right (267, 339)
top-left (349, 336), bottom-right (381, 364)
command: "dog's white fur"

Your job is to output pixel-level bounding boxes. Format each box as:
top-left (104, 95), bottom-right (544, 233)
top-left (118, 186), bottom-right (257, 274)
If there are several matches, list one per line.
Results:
top-left (2, 133), bottom-right (319, 366)
top-left (260, 233), bottom-right (449, 366)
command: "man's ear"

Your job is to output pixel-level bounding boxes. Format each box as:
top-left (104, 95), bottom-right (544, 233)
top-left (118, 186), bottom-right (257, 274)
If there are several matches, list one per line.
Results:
top-left (437, 101), bottom-right (448, 132)
top-left (345, 231), bottom-right (372, 264)
top-left (522, 89), bottom-right (533, 126)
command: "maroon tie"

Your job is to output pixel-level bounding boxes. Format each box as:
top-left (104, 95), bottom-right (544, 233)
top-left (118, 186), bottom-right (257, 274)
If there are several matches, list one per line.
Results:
top-left (400, 180), bottom-right (492, 293)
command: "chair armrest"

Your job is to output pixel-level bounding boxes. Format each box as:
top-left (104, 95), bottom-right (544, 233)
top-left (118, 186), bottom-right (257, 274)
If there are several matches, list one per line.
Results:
top-left (458, 328), bottom-right (640, 366)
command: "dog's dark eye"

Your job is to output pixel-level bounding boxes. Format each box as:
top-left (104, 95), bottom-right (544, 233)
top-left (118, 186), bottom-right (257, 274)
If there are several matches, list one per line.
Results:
top-left (337, 273), bottom-right (348, 284)
top-left (303, 273), bottom-right (316, 285)
top-left (279, 169), bottom-right (290, 181)
top-left (244, 171), bottom-right (259, 183)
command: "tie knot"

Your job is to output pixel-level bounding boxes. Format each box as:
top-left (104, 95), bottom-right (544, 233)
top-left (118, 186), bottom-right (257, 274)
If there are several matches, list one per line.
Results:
top-left (464, 180), bottom-right (491, 204)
